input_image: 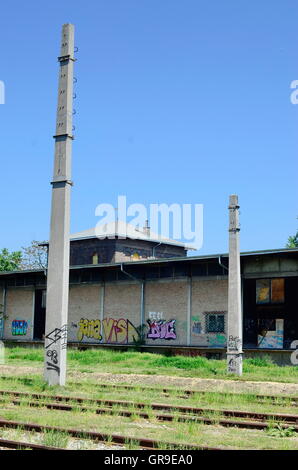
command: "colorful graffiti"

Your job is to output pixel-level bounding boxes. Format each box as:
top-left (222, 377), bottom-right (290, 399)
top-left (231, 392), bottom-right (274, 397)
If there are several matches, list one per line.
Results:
top-left (12, 320), bottom-right (28, 336)
top-left (77, 319), bottom-right (101, 341)
top-left (258, 332), bottom-right (283, 349)
top-left (102, 318), bottom-right (140, 344)
top-left (147, 319), bottom-right (176, 340)
top-left (77, 318), bottom-right (140, 344)
top-left (257, 319), bottom-right (284, 349)
top-left (192, 321), bottom-right (202, 335)
top-left (208, 333), bottom-right (226, 347)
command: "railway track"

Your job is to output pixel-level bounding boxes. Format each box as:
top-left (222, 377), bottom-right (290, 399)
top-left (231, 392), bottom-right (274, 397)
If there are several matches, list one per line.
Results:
top-left (1, 388), bottom-right (298, 420)
top-left (0, 381), bottom-right (297, 450)
top-left (0, 389), bottom-right (297, 432)
top-left (71, 381), bottom-right (298, 405)
top-left (1, 375), bottom-right (297, 406)
top-left (0, 438), bottom-right (61, 451)
top-left (2, 398), bottom-right (298, 432)
top-left (0, 419), bottom-right (221, 450)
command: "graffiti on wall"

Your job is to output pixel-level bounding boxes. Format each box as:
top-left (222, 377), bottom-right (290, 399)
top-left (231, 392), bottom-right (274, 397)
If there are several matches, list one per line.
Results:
top-left (147, 319), bottom-right (176, 340)
top-left (257, 319), bottom-right (284, 349)
top-left (192, 321), bottom-right (202, 335)
top-left (148, 311), bottom-right (163, 321)
top-left (228, 354), bottom-right (242, 374)
top-left (77, 318), bottom-right (140, 344)
top-left (45, 324), bottom-right (68, 350)
top-left (77, 319), bottom-right (101, 341)
top-left (191, 315), bottom-right (203, 336)
top-left (12, 320), bottom-right (28, 336)
top-left (208, 333), bottom-right (226, 347)
top-left (228, 335), bottom-right (242, 351)
top-left (45, 324), bottom-right (68, 377)
top-left (102, 318), bottom-right (140, 344)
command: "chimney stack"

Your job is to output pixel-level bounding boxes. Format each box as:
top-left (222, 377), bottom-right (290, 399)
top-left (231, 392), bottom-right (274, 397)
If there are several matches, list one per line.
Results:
top-left (143, 219), bottom-right (150, 237)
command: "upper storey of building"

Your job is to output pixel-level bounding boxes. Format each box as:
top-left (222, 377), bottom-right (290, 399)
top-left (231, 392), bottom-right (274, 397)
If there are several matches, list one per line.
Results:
top-left (68, 221), bottom-right (194, 265)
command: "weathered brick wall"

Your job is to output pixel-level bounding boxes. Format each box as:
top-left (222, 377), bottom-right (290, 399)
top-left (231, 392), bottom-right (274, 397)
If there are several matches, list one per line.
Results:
top-left (70, 239), bottom-right (116, 265)
top-left (103, 282), bottom-right (141, 344)
top-left (70, 238), bottom-right (186, 265)
top-left (191, 279), bottom-right (228, 347)
top-left (4, 288), bottom-right (34, 340)
top-left (68, 284), bottom-right (103, 343)
top-left (115, 239), bottom-right (186, 262)
top-left (1, 278), bottom-right (229, 349)
top-left (144, 280), bottom-right (188, 346)
top-left (69, 282), bottom-right (142, 345)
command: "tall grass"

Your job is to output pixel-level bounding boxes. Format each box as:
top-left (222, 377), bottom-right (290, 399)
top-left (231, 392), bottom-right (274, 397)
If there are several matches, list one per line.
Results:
top-left (3, 346), bottom-right (298, 383)
top-left (41, 429), bottom-right (69, 448)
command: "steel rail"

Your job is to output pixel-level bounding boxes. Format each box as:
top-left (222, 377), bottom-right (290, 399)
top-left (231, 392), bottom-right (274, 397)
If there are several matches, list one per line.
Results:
top-left (0, 389), bottom-right (297, 425)
top-left (69, 381), bottom-right (298, 404)
top-left (1, 376), bottom-right (297, 404)
top-left (0, 438), bottom-right (62, 450)
top-left (0, 419), bottom-right (220, 450)
top-left (1, 396), bottom-right (298, 427)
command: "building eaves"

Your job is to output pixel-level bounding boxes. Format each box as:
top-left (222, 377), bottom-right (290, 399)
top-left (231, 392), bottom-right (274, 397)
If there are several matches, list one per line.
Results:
top-left (0, 247), bottom-right (297, 276)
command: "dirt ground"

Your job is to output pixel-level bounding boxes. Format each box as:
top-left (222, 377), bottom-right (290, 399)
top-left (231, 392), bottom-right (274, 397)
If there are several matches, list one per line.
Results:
top-left (1, 364), bottom-right (298, 396)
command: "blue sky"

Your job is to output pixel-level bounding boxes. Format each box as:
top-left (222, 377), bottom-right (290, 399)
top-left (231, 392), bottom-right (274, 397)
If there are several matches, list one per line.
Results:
top-left (0, 1), bottom-right (297, 256)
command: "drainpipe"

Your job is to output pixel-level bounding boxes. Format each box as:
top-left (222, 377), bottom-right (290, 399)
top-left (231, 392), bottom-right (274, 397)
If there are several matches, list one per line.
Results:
top-left (44, 244), bottom-right (49, 278)
top-left (140, 282), bottom-right (145, 336)
top-left (152, 242), bottom-right (162, 258)
top-left (120, 263), bottom-right (140, 282)
top-left (218, 255), bottom-right (228, 273)
top-left (0, 284), bottom-right (6, 340)
top-left (120, 264), bottom-right (145, 341)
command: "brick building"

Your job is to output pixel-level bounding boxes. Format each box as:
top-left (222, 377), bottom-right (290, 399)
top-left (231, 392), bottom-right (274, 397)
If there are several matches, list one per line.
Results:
top-left (0, 234), bottom-right (297, 364)
top-left (67, 222), bottom-right (191, 265)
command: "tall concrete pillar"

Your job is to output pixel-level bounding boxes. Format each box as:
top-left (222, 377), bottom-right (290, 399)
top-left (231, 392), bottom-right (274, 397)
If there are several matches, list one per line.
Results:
top-left (227, 194), bottom-right (243, 375)
top-left (44, 24), bottom-right (75, 386)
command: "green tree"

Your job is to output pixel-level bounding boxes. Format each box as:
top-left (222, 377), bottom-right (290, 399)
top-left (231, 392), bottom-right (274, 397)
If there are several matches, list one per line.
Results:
top-left (286, 217), bottom-right (298, 248)
top-left (0, 248), bottom-right (22, 272)
top-left (286, 231), bottom-right (298, 248)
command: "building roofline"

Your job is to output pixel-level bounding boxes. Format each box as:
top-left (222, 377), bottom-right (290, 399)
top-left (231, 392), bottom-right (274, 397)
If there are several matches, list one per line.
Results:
top-left (40, 236), bottom-right (194, 250)
top-left (67, 247), bottom-right (298, 270)
top-left (0, 247), bottom-right (297, 276)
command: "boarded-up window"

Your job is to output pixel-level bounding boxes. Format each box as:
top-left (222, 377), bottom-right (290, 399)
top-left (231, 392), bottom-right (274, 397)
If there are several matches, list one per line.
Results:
top-left (271, 278), bottom-right (285, 303)
top-left (256, 280), bottom-right (270, 304)
top-left (256, 278), bottom-right (285, 304)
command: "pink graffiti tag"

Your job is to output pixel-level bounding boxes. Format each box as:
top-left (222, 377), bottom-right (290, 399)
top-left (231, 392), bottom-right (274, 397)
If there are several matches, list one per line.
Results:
top-left (147, 319), bottom-right (177, 340)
